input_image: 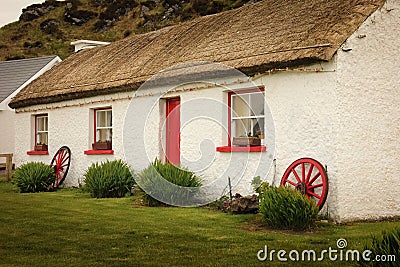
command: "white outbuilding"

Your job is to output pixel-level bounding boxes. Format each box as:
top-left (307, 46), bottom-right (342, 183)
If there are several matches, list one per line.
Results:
top-left (0, 56), bottom-right (61, 164)
top-left (9, 0), bottom-right (399, 221)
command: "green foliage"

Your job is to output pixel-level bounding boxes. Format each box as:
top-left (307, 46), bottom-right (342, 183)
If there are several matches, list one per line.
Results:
top-left (258, 184), bottom-right (319, 231)
top-left (138, 159), bottom-right (202, 206)
top-left (13, 162), bottom-right (55, 193)
top-left (358, 228), bottom-right (400, 267)
top-left (251, 175), bottom-right (262, 192)
top-left (83, 160), bottom-right (135, 198)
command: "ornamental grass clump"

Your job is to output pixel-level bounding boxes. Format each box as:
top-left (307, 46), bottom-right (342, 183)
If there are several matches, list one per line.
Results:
top-left (83, 160), bottom-right (135, 198)
top-left (138, 159), bottom-right (202, 206)
top-left (358, 228), bottom-right (400, 267)
top-left (13, 162), bottom-right (55, 193)
top-left (258, 184), bottom-right (319, 231)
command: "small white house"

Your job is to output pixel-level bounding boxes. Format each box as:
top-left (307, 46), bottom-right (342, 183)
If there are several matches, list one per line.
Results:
top-left (0, 56), bottom-right (61, 159)
top-left (9, 0), bottom-right (400, 222)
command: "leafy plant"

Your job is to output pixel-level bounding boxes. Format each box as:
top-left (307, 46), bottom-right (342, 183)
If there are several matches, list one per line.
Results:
top-left (258, 184), bottom-right (319, 231)
top-left (138, 159), bottom-right (202, 206)
top-left (13, 162), bottom-right (55, 193)
top-left (251, 176), bottom-right (262, 192)
top-left (83, 160), bottom-right (135, 198)
top-left (358, 228), bottom-right (400, 267)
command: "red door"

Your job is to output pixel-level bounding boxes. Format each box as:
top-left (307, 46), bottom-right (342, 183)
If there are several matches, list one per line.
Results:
top-left (166, 98), bottom-right (180, 165)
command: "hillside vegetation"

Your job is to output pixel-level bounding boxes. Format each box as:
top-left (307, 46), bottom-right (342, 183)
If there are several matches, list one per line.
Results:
top-left (0, 0), bottom-right (260, 61)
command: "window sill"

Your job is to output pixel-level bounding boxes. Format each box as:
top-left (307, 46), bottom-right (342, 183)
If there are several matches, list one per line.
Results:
top-left (27, 150), bottom-right (49, 155)
top-left (216, 146), bottom-right (266, 152)
top-left (84, 150), bottom-right (114, 155)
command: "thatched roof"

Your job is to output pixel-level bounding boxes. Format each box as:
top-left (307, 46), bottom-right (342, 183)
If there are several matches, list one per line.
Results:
top-left (9, 0), bottom-right (386, 109)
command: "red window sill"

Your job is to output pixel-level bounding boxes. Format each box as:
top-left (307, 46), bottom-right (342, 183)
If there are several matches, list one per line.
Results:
top-left (216, 146), bottom-right (267, 152)
top-left (27, 150), bottom-right (49, 155)
top-left (84, 150), bottom-right (114, 155)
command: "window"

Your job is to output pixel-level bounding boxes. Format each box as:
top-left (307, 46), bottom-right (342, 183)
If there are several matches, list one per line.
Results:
top-left (93, 108), bottom-right (112, 150)
top-left (217, 88), bottom-right (266, 152)
top-left (35, 114), bottom-right (48, 150)
top-left (230, 90), bottom-right (265, 142)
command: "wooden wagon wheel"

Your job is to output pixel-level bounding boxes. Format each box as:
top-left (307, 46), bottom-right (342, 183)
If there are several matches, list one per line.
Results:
top-left (50, 146), bottom-right (71, 188)
top-left (280, 158), bottom-right (328, 210)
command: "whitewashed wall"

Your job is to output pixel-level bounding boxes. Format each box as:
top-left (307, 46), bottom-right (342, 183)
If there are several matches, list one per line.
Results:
top-left (14, 92), bottom-right (132, 186)
top-left (0, 110), bottom-right (15, 163)
top-left (254, 61), bottom-right (338, 216)
top-left (334, 0), bottom-right (400, 221)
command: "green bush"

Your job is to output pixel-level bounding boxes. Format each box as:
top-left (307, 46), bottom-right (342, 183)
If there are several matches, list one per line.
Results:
top-left (358, 228), bottom-right (400, 267)
top-left (83, 160), bottom-right (135, 198)
top-left (13, 162), bottom-right (55, 193)
top-left (258, 184), bottom-right (319, 231)
top-left (138, 159), bottom-right (202, 206)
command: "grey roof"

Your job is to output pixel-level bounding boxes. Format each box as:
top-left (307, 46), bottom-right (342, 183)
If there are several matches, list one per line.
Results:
top-left (0, 56), bottom-right (59, 103)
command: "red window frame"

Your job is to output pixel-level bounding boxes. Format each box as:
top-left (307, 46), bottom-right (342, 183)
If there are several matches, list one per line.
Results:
top-left (84, 108), bottom-right (114, 155)
top-left (217, 87), bottom-right (266, 153)
top-left (94, 107), bottom-right (112, 146)
top-left (27, 114), bottom-right (49, 155)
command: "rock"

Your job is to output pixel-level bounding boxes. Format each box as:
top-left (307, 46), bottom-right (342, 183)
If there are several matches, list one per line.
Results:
top-left (40, 19), bottom-right (60, 34)
top-left (140, 6), bottom-right (151, 18)
top-left (23, 41), bottom-right (43, 49)
top-left (19, 10), bottom-right (40, 22)
top-left (64, 9), bottom-right (96, 26)
top-left (19, 1), bottom-right (63, 22)
top-left (229, 194), bottom-right (259, 214)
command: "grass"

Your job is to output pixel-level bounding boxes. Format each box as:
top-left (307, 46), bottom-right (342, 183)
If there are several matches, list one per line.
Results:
top-left (0, 181), bottom-right (399, 266)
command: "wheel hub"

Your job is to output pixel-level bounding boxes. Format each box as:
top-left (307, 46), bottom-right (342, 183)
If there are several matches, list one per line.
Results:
top-left (295, 182), bottom-right (307, 195)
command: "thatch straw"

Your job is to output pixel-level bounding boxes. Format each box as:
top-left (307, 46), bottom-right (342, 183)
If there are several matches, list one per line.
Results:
top-left (9, 0), bottom-right (385, 109)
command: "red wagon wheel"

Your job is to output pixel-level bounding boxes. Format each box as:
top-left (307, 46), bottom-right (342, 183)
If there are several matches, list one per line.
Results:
top-left (50, 146), bottom-right (71, 188)
top-left (280, 158), bottom-right (328, 210)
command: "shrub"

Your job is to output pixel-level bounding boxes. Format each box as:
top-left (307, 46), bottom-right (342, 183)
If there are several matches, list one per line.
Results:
top-left (138, 159), bottom-right (202, 206)
top-left (13, 162), bottom-right (55, 193)
top-left (358, 228), bottom-right (400, 267)
top-left (258, 184), bottom-right (319, 231)
top-left (83, 160), bottom-right (135, 198)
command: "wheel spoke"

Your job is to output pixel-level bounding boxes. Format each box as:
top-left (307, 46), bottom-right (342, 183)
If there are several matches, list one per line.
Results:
top-left (301, 163), bottom-right (305, 182)
top-left (308, 172), bottom-right (321, 185)
top-left (285, 179), bottom-right (297, 187)
top-left (306, 164), bottom-right (314, 183)
top-left (61, 156), bottom-right (70, 165)
top-left (291, 168), bottom-right (301, 183)
top-left (307, 190), bottom-right (321, 199)
top-left (56, 150), bottom-right (64, 165)
top-left (308, 183), bottom-right (323, 190)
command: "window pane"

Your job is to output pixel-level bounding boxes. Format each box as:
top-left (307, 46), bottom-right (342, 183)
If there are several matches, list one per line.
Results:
top-left (250, 93), bottom-right (264, 116)
top-left (97, 110), bottom-right (112, 127)
top-left (106, 110), bottom-right (112, 127)
top-left (253, 118), bottom-right (264, 138)
top-left (37, 132), bottom-right (48, 145)
top-left (37, 117), bottom-right (44, 131)
top-left (233, 118), bottom-right (265, 138)
top-left (233, 118), bottom-right (251, 137)
top-left (232, 94), bottom-right (250, 117)
top-left (44, 117), bottom-right (48, 131)
top-left (97, 111), bottom-right (105, 127)
top-left (97, 129), bottom-right (112, 142)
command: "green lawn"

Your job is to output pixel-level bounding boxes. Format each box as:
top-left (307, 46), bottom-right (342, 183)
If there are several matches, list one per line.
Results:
top-left (0, 181), bottom-right (398, 267)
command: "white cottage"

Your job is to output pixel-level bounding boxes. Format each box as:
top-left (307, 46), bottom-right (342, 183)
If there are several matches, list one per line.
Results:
top-left (9, 0), bottom-right (400, 221)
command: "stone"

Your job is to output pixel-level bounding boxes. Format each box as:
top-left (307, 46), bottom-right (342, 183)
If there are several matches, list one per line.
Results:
top-left (229, 194), bottom-right (259, 214)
